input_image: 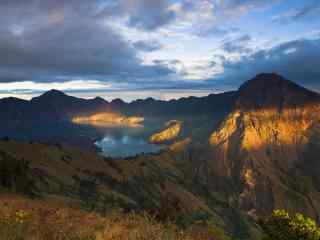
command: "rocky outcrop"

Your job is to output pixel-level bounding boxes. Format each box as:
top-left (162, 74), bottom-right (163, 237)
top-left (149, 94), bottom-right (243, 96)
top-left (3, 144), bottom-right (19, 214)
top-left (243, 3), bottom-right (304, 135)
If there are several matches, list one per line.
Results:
top-left (209, 73), bottom-right (320, 219)
top-left (149, 120), bottom-right (182, 144)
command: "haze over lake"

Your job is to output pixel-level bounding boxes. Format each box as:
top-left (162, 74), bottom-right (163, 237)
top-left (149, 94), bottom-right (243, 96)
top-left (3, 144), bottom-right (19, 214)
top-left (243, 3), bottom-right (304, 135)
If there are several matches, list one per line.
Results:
top-left (95, 133), bottom-right (163, 158)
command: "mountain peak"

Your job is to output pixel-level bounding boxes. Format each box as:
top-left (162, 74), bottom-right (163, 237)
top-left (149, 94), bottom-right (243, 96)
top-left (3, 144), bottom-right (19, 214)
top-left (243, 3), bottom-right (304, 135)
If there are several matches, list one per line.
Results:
top-left (253, 72), bottom-right (284, 80)
top-left (111, 98), bottom-right (125, 105)
top-left (92, 96), bottom-right (107, 103)
top-left (239, 73), bottom-right (296, 92)
top-left (31, 89), bottom-right (74, 103)
top-left (236, 73), bottom-right (320, 110)
top-left (41, 89), bottom-right (67, 97)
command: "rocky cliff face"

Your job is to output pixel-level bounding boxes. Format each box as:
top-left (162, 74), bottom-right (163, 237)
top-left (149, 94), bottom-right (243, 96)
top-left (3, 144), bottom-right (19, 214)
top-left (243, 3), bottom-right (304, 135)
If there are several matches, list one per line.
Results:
top-left (209, 73), bottom-right (320, 219)
top-left (150, 120), bottom-right (182, 144)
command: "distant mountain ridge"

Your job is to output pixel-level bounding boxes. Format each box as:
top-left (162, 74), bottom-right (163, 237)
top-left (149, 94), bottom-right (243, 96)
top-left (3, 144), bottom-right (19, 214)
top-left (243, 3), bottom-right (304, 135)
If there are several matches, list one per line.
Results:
top-left (0, 88), bottom-right (236, 126)
top-left (2, 73), bottom-right (318, 126)
top-left (1, 73), bottom-right (319, 146)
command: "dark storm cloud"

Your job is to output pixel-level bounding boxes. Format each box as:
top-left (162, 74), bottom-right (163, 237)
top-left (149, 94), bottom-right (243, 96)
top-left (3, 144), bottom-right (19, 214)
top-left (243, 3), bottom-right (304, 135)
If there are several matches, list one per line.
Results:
top-left (0, 19), bottom-right (138, 80)
top-left (211, 38), bottom-right (320, 90)
top-left (0, 0), bottom-right (173, 83)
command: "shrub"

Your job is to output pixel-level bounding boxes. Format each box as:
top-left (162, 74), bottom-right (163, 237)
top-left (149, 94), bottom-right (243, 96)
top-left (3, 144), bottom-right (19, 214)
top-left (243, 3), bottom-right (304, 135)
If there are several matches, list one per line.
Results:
top-left (0, 196), bottom-right (231, 240)
top-left (260, 210), bottom-right (320, 240)
top-left (0, 209), bottom-right (95, 240)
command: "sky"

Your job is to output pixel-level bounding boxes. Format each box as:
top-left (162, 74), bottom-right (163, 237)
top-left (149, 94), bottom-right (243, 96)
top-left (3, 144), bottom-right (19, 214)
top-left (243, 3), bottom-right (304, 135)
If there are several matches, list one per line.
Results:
top-left (0, 0), bottom-right (319, 101)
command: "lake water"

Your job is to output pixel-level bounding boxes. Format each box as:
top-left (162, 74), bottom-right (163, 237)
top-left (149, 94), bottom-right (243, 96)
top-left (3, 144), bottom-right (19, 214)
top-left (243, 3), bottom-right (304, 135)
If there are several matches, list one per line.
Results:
top-left (0, 120), bottom-right (165, 158)
top-left (95, 133), bottom-right (163, 158)
top-left (94, 122), bottom-right (165, 158)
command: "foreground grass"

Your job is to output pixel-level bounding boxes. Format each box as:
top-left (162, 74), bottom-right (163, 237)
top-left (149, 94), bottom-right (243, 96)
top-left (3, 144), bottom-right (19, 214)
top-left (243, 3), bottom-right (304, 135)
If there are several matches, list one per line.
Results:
top-left (0, 195), bottom-right (230, 240)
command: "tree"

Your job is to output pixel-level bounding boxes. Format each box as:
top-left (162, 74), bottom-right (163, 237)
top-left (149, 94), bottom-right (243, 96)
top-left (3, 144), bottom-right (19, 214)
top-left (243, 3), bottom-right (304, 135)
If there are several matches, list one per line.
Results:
top-left (260, 210), bottom-right (320, 240)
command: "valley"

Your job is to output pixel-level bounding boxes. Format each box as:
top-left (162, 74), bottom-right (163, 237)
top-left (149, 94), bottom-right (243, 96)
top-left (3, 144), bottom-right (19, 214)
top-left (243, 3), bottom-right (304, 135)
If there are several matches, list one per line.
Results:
top-left (0, 73), bottom-right (320, 239)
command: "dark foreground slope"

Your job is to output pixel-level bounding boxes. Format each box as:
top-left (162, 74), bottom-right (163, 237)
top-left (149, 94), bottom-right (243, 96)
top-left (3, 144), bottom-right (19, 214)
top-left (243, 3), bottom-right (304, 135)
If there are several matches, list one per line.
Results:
top-left (0, 194), bottom-right (231, 240)
top-left (0, 139), bottom-right (241, 239)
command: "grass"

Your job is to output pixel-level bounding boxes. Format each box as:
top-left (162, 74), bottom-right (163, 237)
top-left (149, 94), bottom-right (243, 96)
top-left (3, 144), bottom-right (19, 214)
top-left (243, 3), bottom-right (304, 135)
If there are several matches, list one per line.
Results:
top-left (0, 195), bottom-right (231, 240)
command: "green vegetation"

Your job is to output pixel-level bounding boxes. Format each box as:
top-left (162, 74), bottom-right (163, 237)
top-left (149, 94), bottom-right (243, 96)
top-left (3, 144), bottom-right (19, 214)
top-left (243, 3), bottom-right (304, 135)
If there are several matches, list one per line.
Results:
top-left (260, 210), bottom-right (320, 240)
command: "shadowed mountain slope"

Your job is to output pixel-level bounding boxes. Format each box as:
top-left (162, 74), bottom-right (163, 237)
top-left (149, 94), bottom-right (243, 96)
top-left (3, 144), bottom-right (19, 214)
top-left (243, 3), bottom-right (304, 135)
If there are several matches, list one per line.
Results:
top-left (236, 73), bottom-right (320, 110)
top-left (0, 89), bottom-right (236, 149)
top-left (0, 89), bottom-right (236, 125)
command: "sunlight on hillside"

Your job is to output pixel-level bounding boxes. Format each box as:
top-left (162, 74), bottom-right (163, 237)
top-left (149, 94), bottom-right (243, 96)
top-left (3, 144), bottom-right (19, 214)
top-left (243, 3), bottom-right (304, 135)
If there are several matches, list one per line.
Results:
top-left (209, 103), bottom-right (320, 221)
top-left (72, 113), bottom-right (144, 127)
top-left (150, 120), bottom-right (182, 144)
top-left (210, 105), bottom-right (320, 151)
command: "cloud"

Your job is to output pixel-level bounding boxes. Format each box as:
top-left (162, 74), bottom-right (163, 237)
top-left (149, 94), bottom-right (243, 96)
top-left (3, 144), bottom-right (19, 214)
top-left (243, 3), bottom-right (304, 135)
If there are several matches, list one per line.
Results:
top-left (211, 37), bottom-right (320, 90)
top-left (215, 0), bottom-right (280, 17)
top-left (0, 80), bottom-right (111, 94)
top-left (221, 34), bottom-right (252, 53)
top-left (272, 1), bottom-right (320, 24)
top-left (102, 0), bottom-right (176, 31)
top-left (125, 0), bottom-right (176, 31)
top-left (170, 0), bottom-right (277, 38)
top-left (0, 19), bottom-right (138, 80)
top-left (0, 0), bottom-right (318, 97)
top-left (180, 0), bottom-right (277, 17)
top-left (195, 26), bottom-right (238, 38)
top-left (0, 0), bottom-right (173, 84)
top-left (133, 40), bottom-right (163, 52)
